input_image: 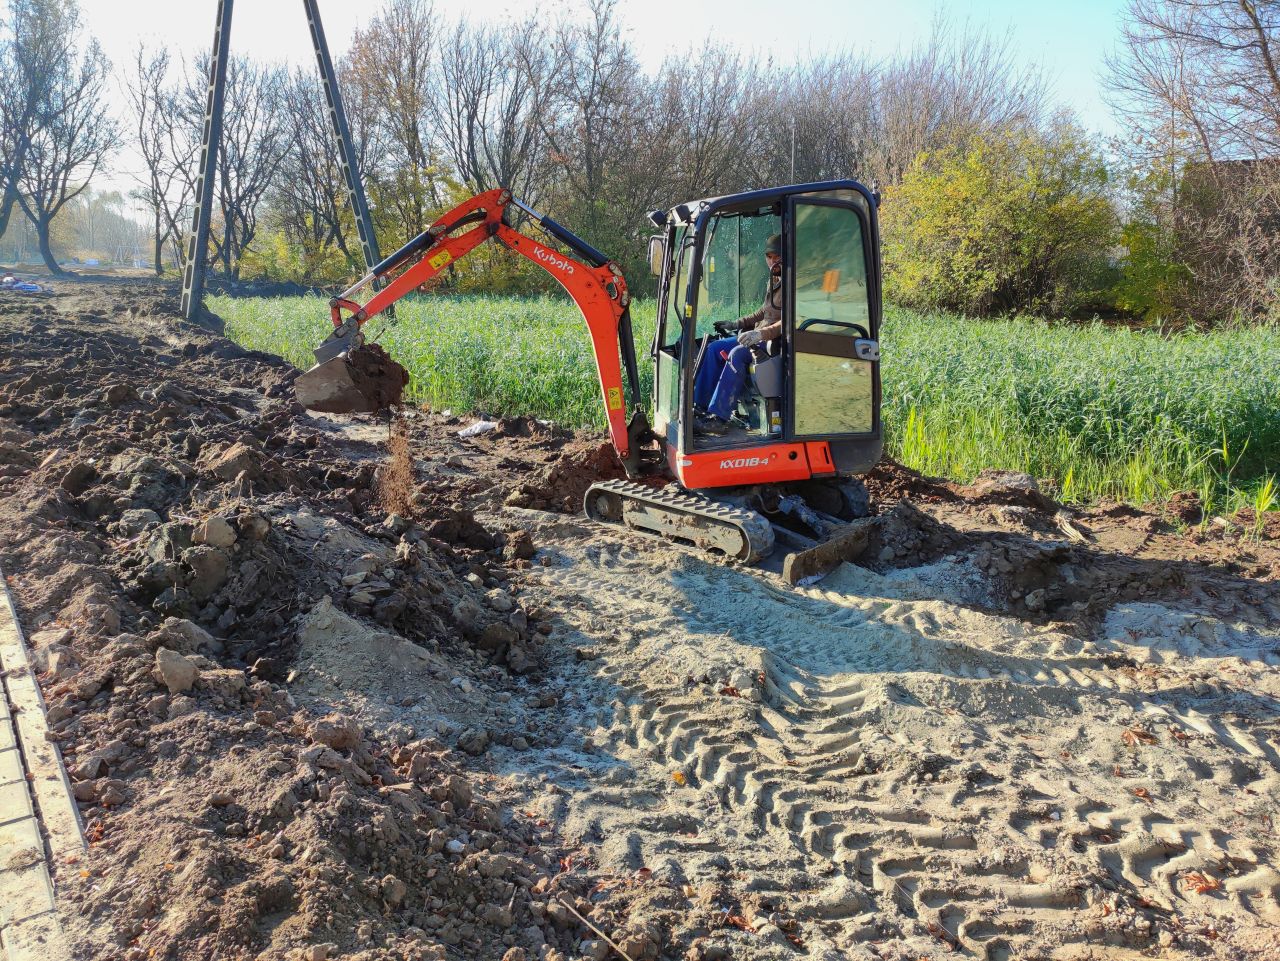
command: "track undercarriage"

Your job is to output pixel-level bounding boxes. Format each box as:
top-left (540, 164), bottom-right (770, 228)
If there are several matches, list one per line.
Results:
top-left (584, 477), bottom-right (879, 584)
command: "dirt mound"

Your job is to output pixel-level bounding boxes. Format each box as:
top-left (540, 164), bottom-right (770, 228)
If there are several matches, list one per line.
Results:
top-left (862, 457), bottom-right (956, 505)
top-left (0, 281), bottom-right (570, 959)
top-left (504, 438), bottom-right (628, 513)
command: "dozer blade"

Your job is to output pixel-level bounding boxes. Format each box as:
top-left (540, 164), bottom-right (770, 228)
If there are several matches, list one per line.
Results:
top-left (781, 514), bottom-right (881, 585)
top-left (295, 342), bottom-right (409, 414)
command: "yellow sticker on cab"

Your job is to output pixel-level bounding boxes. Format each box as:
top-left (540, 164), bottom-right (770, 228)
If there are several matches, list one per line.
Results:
top-left (606, 387), bottom-right (623, 410)
top-left (428, 249), bottom-right (453, 269)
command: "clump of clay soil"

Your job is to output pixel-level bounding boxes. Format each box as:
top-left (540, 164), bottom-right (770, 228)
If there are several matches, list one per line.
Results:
top-left (346, 342), bottom-right (410, 410)
top-left (503, 439), bottom-right (628, 513)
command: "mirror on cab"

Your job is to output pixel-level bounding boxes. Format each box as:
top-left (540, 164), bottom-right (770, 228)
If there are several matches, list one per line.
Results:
top-left (647, 234), bottom-right (664, 276)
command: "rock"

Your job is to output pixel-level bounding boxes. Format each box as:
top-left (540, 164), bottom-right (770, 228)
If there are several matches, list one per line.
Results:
top-left (487, 590), bottom-right (514, 613)
top-left (193, 516), bottom-right (237, 548)
top-left (348, 590), bottom-right (375, 606)
top-left (479, 622), bottom-right (518, 653)
top-left (201, 442), bottom-right (263, 481)
top-left (97, 779), bottom-right (129, 807)
top-left (102, 383), bottom-right (137, 406)
top-left (154, 647), bottom-right (197, 693)
top-left (116, 508), bottom-right (161, 535)
top-left (72, 780), bottom-right (97, 802)
top-left (445, 838), bottom-right (466, 855)
top-left (501, 950), bottom-right (528, 961)
top-left (45, 648), bottom-right (77, 679)
top-left (1024, 588), bottom-right (1047, 611)
top-left (450, 676), bottom-right (473, 694)
top-left (59, 460), bottom-right (96, 494)
top-left (456, 728), bottom-right (490, 756)
top-left (506, 645), bottom-right (537, 675)
top-left (75, 755), bottom-right (108, 780)
top-left (383, 513), bottom-right (410, 535)
top-left (444, 774), bottom-right (473, 808)
top-left (310, 714), bottom-right (361, 751)
top-left (184, 546), bottom-right (229, 601)
top-left (237, 512), bottom-right (271, 541)
top-left (149, 617), bottom-right (216, 654)
top-left (580, 940), bottom-right (609, 961)
top-left (341, 571), bottom-right (367, 587)
top-left (451, 598), bottom-right (484, 636)
top-left (146, 522), bottom-right (193, 562)
top-left (381, 874), bottom-right (408, 905)
top-left (505, 531), bottom-right (536, 561)
top-left (373, 592), bottom-right (408, 624)
top-left (198, 668), bottom-right (247, 699)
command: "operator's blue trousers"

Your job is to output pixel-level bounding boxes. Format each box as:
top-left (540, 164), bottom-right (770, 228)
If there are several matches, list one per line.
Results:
top-left (693, 337), bottom-right (752, 421)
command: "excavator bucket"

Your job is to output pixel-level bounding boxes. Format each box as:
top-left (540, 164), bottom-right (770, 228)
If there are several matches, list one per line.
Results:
top-left (295, 341), bottom-right (409, 414)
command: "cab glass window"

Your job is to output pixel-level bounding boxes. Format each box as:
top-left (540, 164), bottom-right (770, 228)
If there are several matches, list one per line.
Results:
top-left (793, 202), bottom-right (871, 335)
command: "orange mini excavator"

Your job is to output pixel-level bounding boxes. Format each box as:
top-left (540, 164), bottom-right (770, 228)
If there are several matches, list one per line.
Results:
top-left (296, 182), bottom-right (883, 582)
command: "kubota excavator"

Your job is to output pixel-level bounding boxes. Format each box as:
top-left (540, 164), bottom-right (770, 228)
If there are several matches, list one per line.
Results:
top-left (295, 182), bottom-right (883, 583)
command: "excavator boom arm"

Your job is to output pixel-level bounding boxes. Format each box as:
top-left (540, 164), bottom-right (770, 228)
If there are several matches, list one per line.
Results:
top-left (323, 189), bottom-right (651, 470)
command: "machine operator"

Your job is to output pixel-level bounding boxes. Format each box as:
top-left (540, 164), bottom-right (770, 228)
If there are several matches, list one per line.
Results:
top-left (692, 233), bottom-right (783, 436)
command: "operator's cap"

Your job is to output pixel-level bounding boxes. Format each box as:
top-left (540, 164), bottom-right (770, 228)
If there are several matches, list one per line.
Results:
top-left (765, 234), bottom-right (782, 255)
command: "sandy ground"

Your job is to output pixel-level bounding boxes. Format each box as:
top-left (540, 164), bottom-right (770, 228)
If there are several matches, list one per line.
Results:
top-left (0, 279), bottom-right (1278, 961)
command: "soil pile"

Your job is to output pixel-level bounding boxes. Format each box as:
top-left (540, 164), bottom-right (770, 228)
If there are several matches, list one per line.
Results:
top-left (0, 282), bottom-right (564, 960)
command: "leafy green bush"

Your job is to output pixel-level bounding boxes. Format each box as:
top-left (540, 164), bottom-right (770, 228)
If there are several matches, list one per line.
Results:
top-left (882, 122), bottom-right (1118, 317)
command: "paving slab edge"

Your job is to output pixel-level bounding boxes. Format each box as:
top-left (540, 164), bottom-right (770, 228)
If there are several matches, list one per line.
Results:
top-left (0, 564), bottom-right (81, 961)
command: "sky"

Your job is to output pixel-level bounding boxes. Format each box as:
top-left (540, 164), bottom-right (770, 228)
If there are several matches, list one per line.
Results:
top-left (81, 0), bottom-right (1129, 205)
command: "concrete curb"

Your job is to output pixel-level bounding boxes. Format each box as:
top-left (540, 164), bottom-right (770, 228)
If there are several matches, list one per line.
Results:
top-left (0, 567), bottom-right (81, 960)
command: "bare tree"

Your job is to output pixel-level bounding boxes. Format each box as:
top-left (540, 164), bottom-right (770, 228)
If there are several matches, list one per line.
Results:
top-left (124, 45), bottom-right (199, 274)
top-left (347, 0), bottom-right (443, 242)
top-left (270, 67), bottom-right (380, 273)
top-left (13, 0), bottom-right (118, 274)
top-left (0, 0), bottom-right (73, 242)
top-left (176, 54), bottom-right (288, 279)
top-left (431, 18), bottom-right (553, 207)
top-left (1107, 0), bottom-right (1280, 321)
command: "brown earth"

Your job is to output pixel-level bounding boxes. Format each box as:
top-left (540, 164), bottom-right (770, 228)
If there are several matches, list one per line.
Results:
top-left (0, 279), bottom-right (1278, 961)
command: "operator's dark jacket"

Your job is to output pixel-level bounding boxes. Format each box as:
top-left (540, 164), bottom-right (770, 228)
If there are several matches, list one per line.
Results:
top-left (736, 273), bottom-right (783, 343)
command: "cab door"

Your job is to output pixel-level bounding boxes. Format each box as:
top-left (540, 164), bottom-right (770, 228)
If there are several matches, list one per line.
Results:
top-left (785, 196), bottom-right (881, 441)
top-left (650, 224), bottom-right (687, 449)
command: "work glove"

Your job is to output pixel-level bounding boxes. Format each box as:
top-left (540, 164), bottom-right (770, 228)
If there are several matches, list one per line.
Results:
top-left (737, 328), bottom-right (764, 348)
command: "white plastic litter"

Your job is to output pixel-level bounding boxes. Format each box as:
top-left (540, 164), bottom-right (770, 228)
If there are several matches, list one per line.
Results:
top-left (458, 420), bottom-right (499, 438)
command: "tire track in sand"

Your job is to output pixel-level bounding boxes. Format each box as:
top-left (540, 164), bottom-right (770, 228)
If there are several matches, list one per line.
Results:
top-left (519, 535), bottom-right (1280, 959)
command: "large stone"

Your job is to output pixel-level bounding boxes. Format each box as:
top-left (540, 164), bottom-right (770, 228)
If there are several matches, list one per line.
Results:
top-left (201, 442), bottom-right (263, 481)
top-left (193, 516), bottom-right (237, 548)
top-left (478, 622), bottom-right (519, 653)
top-left (236, 512), bottom-right (271, 541)
top-left (116, 508), bottom-right (161, 536)
top-left (146, 522), bottom-right (193, 562)
top-left (149, 617), bottom-right (216, 654)
top-left (154, 647), bottom-right (197, 693)
top-left (184, 546), bottom-right (229, 601)
top-left (310, 714), bottom-right (361, 751)
top-left (450, 598), bottom-right (484, 636)
top-left (60, 460), bottom-right (97, 494)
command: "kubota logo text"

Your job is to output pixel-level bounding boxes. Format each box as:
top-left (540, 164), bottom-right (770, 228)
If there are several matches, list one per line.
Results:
top-left (533, 246), bottom-right (574, 274)
top-left (720, 456), bottom-right (766, 469)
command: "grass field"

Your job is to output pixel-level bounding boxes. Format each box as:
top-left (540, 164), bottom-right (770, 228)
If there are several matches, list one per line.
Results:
top-left (213, 293), bottom-right (1280, 514)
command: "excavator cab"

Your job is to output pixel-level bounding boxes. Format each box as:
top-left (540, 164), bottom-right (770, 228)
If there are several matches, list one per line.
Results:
top-left (648, 181), bottom-right (882, 490)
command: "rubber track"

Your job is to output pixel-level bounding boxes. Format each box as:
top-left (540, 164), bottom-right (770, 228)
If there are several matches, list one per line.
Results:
top-left (584, 479), bottom-right (775, 563)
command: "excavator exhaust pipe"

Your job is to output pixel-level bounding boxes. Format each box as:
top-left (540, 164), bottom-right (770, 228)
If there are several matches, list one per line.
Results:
top-left (295, 338), bottom-right (410, 414)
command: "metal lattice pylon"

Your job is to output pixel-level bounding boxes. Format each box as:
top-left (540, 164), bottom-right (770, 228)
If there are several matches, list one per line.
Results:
top-left (181, 0), bottom-right (383, 320)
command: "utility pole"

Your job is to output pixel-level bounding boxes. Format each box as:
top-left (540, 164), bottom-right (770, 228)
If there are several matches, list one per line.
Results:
top-left (180, 0), bottom-right (232, 320)
top-left (181, 0), bottom-right (383, 322)
top-left (302, 0), bottom-right (383, 287)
